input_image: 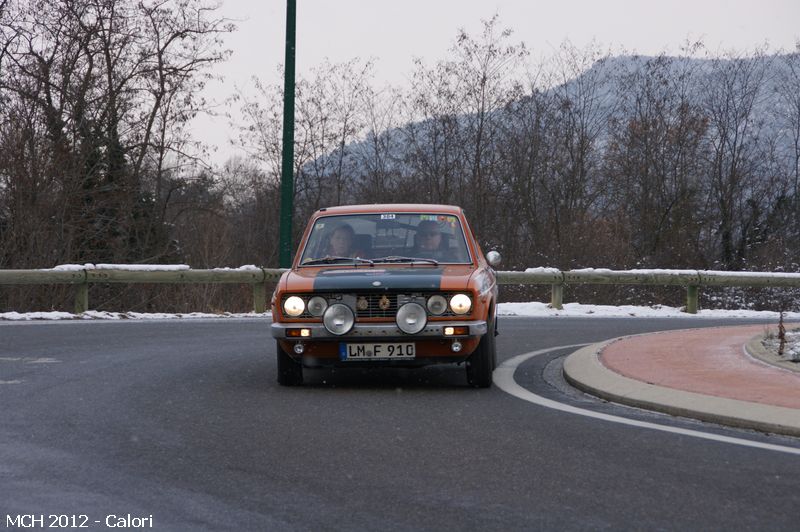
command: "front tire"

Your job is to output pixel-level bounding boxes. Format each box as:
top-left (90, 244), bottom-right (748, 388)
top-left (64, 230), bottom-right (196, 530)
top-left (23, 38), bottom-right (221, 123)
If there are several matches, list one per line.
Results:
top-left (466, 318), bottom-right (495, 388)
top-left (276, 342), bottom-right (303, 386)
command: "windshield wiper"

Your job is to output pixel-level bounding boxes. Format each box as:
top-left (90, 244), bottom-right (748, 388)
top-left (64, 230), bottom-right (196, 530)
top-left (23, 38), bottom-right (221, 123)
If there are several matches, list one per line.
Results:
top-left (371, 255), bottom-right (439, 266)
top-left (302, 256), bottom-right (374, 266)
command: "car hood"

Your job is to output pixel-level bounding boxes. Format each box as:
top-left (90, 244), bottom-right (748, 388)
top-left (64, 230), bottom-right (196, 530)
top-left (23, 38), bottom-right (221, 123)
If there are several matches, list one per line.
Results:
top-left (283, 264), bottom-right (477, 292)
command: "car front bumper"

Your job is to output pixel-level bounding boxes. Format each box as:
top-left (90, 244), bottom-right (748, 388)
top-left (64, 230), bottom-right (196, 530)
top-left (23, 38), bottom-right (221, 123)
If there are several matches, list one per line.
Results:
top-left (271, 320), bottom-right (487, 340)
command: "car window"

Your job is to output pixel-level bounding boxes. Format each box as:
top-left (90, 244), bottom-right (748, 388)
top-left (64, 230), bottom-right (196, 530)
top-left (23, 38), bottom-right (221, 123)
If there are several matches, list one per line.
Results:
top-left (300, 213), bottom-right (472, 265)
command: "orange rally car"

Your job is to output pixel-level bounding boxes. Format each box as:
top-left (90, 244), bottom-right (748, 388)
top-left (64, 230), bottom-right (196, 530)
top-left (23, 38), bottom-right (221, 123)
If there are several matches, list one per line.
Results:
top-left (270, 204), bottom-right (501, 387)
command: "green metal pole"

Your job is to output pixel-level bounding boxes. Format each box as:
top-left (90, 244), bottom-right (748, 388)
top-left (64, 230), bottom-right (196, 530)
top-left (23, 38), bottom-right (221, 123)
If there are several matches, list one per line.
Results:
top-left (253, 282), bottom-right (268, 314)
top-left (686, 285), bottom-right (699, 314)
top-left (278, 0), bottom-right (297, 268)
top-left (74, 282), bottom-right (88, 314)
top-left (550, 284), bottom-right (564, 310)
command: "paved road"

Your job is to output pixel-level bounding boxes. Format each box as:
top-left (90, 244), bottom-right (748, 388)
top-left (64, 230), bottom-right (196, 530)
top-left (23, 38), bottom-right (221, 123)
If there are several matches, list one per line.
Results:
top-left (1, 317), bottom-right (799, 530)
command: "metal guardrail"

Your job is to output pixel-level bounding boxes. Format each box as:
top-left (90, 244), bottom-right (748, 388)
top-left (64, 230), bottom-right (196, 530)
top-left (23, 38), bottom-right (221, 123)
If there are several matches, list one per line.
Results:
top-left (0, 266), bottom-right (798, 315)
top-left (496, 268), bottom-right (800, 314)
top-left (0, 267), bottom-right (286, 314)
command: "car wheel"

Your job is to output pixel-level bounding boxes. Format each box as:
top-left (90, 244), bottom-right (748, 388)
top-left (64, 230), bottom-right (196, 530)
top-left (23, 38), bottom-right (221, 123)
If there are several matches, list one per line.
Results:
top-left (276, 342), bottom-right (303, 386)
top-left (466, 318), bottom-right (495, 388)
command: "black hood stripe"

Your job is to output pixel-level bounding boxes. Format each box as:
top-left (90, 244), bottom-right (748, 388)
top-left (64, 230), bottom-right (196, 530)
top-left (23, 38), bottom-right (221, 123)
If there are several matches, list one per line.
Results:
top-left (312, 268), bottom-right (443, 291)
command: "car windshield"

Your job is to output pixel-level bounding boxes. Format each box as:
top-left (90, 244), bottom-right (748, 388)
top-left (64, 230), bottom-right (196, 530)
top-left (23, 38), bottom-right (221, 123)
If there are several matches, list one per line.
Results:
top-left (299, 213), bottom-right (472, 265)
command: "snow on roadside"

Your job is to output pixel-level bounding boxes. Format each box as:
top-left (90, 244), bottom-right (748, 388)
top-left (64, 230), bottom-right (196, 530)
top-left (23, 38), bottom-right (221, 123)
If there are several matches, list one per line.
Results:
top-left (49, 264), bottom-right (263, 272)
top-left (0, 311), bottom-right (77, 320)
top-left (497, 302), bottom-right (800, 319)
top-left (785, 331), bottom-right (800, 362)
top-left (2, 302), bottom-right (799, 321)
top-left (0, 311), bottom-right (269, 321)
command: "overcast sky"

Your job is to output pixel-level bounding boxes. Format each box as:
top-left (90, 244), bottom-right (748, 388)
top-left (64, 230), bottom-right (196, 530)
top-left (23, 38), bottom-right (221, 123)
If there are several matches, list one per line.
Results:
top-left (198, 0), bottom-right (799, 165)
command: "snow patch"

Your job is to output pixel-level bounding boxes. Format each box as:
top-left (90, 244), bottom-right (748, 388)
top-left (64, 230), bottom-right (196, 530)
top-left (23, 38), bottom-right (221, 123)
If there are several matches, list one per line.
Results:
top-left (0, 311), bottom-right (76, 320)
top-left (496, 302), bottom-right (800, 319)
top-left (0, 311), bottom-right (270, 321)
top-left (50, 264), bottom-right (262, 272)
top-left (568, 268), bottom-right (699, 275)
top-left (210, 265), bottom-right (261, 272)
top-left (3, 303), bottom-right (798, 321)
top-left (523, 267), bottom-right (562, 274)
top-left (52, 264), bottom-right (95, 271)
top-left (94, 264), bottom-right (191, 271)
top-left (701, 270), bottom-right (800, 279)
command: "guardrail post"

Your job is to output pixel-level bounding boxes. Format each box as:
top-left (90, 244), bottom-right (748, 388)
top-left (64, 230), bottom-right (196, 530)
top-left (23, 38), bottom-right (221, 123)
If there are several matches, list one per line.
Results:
top-left (685, 285), bottom-right (699, 314)
top-left (253, 282), bottom-right (267, 314)
top-left (550, 284), bottom-right (564, 310)
top-left (74, 281), bottom-right (88, 314)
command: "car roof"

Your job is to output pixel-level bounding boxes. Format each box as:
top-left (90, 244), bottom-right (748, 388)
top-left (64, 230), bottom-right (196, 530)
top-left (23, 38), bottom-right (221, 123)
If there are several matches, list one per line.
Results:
top-left (314, 204), bottom-right (465, 217)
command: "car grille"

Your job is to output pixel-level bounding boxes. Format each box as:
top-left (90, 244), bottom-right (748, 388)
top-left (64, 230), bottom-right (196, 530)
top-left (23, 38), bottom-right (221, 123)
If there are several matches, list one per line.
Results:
top-left (283, 293), bottom-right (458, 319)
top-left (354, 293), bottom-right (399, 318)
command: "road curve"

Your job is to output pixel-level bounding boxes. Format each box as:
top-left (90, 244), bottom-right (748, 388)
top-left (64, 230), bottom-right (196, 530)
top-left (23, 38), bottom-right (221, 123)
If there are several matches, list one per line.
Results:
top-left (1, 317), bottom-right (798, 530)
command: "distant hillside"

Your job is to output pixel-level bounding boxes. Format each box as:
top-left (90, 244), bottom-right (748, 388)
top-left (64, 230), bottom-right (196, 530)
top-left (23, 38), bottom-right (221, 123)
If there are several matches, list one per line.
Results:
top-left (303, 53), bottom-right (797, 185)
top-left (287, 50), bottom-right (799, 277)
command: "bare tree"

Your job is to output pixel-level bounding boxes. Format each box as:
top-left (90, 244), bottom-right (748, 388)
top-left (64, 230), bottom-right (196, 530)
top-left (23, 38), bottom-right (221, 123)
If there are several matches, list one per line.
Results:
top-left (605, 53), bottom-right (708, 267)
top-left (0, 0), bottom-right (231, 312)
top-left (234, 58), bottom-right (374, 226)
top-left (401, 15), bottom-right (527, 233)
top-left (449, 15), bottom-right (527, 232)
top-left (490, 65), bottom-right (559, 267)
top-left (400, 55), bottom-right (464, 204)
top-left (700, 49), bottom-right (773, 268)
top-left (352, 84), bottom-right (404, 203)
top-left (0, 0), bottom-right (231, 268)
top-left (773, 45), bottom-right (800, 255)
top-left (539, 41), bottom-right (617, 266)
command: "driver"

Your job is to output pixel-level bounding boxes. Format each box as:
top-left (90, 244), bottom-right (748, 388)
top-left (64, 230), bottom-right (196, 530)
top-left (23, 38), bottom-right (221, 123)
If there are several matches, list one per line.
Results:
top-left (412, 220), bottom-right (452, 261)
top-left (323, 224), bottom-right (364, 258)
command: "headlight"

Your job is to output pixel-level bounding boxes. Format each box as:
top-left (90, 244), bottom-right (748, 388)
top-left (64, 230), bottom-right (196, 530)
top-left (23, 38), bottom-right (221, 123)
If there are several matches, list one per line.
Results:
top-left (307, 296), bottom-right (328, 317)
top-left (396, 302), bottom-right (427, 334)
top-left (449, 293), bottom-right (472, 315)
top-left (426, 294), bottom-right (447, 315)
top-left (323, 303), bottom-right (355, 335)
top-left (283, 296), bottom-right (305, 317)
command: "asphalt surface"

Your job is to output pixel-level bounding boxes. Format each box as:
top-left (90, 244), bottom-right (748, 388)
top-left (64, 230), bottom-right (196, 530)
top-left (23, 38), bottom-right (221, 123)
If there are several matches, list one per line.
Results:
top-left (1, 317), bottom-right (799, 531)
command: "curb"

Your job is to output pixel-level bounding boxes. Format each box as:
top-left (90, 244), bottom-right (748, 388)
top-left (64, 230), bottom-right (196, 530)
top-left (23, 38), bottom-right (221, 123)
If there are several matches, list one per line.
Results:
top-left (563, 339), bottom-right (800, 438)
top-left (745, 326), bottom-right (800, 374)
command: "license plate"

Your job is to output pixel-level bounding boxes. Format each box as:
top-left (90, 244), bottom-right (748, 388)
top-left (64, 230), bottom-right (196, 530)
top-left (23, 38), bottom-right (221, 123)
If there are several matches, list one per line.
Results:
top-left (339, 342), bottom-right (416, 361)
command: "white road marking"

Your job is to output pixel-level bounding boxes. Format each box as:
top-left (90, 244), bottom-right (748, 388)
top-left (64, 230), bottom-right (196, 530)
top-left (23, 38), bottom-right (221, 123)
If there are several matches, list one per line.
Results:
top-left (494, 345), bottom-right (800, 457)
top-left (0, 380), bottom-right (23, 385)
top-left (0, 357), bottom-right (59, 364)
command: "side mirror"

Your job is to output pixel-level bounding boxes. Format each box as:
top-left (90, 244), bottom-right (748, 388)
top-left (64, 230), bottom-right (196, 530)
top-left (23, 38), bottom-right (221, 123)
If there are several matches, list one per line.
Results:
top-left (486, 250), bottom-right (502, 268)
